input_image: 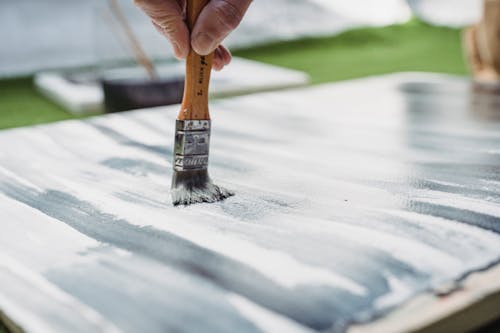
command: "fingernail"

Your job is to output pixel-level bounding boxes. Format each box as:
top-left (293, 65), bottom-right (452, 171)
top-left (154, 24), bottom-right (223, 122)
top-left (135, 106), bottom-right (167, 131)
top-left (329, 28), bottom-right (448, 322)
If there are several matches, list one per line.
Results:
top-left (192, 32), bottom-right (216, 55)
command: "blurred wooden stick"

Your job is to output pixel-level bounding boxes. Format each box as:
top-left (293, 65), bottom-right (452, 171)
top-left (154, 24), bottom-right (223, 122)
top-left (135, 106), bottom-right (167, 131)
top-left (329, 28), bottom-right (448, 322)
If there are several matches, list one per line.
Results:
top-left (463, 0), bottom-right (500, 82)
top-left (478, 0), bottom-right (500, 73)
top-left (108, 0), bottom-right (159, 80)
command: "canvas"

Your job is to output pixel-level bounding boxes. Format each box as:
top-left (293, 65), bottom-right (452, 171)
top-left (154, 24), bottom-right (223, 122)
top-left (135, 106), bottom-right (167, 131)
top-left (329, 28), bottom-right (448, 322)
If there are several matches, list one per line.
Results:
top-left (0, 73), bottom-right (499, 333)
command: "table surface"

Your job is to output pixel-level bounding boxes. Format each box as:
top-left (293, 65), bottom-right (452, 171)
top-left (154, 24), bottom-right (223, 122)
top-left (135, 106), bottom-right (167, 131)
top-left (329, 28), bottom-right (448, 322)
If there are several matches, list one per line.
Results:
top-left (1, 73), bottom-right (500, 333)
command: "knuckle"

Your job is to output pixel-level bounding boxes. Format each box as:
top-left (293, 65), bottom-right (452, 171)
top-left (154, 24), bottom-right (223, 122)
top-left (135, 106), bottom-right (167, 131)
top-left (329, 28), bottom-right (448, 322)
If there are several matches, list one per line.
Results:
top-left (157, 15), bottom-right (177, 28)
top-left (213, 0), bottom-right (244, 31)
top-left (153, 12), bottom-right (182, 32)
top-left (160, 22), bottom-right (177, 35)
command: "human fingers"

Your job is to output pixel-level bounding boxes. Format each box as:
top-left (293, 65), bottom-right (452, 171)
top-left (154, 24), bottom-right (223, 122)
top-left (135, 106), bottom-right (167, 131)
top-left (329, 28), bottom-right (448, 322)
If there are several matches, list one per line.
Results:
top-left (135, 0), bottom-right (190, 59)
top-left (191, 0), bottom-right (252, 55)
top-left (212, 45), bottom-right (232, 71)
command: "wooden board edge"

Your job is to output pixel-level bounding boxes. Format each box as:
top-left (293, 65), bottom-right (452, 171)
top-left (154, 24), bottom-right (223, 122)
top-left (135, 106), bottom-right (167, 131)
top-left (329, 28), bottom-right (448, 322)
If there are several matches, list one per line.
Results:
top-left (1, 264), bottom-right (499, 333)
top-left (0, 310), bottom-right (25, 333)
top-left (349, 263), bottom-right (500, 333)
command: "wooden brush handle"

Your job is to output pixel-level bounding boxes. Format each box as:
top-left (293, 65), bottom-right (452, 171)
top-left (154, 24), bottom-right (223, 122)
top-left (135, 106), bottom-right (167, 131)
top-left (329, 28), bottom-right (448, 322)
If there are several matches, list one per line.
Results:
top-left (178, 0), bottom-right (213, 120)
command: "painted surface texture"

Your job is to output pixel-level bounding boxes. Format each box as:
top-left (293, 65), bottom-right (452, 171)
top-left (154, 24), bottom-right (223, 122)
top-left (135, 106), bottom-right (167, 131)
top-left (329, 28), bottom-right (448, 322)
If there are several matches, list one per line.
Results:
top-left (0, 73), bottom-right (500, 333)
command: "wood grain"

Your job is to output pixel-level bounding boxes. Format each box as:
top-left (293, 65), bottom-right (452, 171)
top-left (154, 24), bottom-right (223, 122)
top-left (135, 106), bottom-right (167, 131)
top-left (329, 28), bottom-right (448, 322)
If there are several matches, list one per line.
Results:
top-left (178, 0), bottom-right (214, 120)
top-left (479, 0), bottom-right (500, 73)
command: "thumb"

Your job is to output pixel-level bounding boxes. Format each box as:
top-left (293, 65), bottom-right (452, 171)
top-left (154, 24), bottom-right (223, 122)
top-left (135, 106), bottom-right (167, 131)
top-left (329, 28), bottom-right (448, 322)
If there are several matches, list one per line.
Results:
top-left (191, 0), bottom-right (252, 55)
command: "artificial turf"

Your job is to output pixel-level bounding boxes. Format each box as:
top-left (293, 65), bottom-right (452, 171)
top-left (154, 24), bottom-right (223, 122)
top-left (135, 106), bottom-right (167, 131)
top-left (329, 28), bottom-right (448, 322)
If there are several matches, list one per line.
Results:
top-left (0, 19), bottom-right (468, 130)
top-left (233, 19), bottom-right (468, 84)
top-left (0, 77), bottom-right (91, 129)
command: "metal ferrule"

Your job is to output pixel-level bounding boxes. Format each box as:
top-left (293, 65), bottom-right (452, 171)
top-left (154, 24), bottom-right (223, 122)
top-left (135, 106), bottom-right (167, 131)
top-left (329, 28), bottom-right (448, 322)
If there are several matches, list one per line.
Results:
top-left (173, 120), bottom-right (211, 171)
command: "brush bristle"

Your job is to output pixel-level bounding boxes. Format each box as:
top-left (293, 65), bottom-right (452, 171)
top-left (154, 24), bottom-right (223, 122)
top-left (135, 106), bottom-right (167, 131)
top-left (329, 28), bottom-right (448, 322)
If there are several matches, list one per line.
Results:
top-left (171, 169), bottom-right (234, 206)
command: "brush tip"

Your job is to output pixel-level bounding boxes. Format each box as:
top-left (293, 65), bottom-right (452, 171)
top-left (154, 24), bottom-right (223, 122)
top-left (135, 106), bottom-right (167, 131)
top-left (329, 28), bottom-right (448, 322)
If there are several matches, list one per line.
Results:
top-left (171, 169), bottom-right (234, 206)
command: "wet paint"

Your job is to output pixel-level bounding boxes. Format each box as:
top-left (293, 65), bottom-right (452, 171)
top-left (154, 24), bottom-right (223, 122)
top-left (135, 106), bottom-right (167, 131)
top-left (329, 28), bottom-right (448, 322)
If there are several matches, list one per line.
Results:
top-left (0, 73), bottom-right (499, 333)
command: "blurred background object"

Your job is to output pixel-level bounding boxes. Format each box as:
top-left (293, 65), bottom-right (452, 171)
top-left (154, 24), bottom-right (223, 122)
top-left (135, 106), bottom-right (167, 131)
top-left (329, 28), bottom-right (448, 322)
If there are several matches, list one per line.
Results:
top-left (0, 0), bottom-right (492, 127)
top-left (407, 0), bottom-right (482, 26)
top-left (1, 0), bottom-right (484, 78)
top-left (1, 0), bottom-right (166, 78)
top-left (463, 0), bottom-right (500, 85)
top-left (1, 0), bottom-right (395, 77)
top-left (30, 0), bottom-right (311, 114)
top-left (98, 0), bottom-right (183, 113)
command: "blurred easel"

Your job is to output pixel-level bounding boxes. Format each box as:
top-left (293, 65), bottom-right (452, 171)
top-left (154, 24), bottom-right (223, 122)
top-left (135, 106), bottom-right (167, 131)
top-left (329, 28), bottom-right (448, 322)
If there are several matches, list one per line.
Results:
top-left (107, 0), bottom-right (159, 80)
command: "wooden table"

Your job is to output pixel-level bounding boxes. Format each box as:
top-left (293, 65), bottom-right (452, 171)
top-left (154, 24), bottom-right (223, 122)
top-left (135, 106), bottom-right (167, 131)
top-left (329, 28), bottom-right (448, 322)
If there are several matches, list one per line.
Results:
top-left (1, 73), bottom-right (499, 333)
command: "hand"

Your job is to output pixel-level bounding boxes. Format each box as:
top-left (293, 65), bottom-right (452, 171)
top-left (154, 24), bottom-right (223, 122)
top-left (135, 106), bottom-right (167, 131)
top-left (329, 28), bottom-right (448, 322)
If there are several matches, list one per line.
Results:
top-left (135, 0), bottom-right (252, 70)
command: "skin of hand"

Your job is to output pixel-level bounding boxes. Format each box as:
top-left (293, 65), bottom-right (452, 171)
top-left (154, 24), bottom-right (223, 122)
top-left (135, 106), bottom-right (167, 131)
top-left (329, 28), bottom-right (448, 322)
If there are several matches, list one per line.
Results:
top-left (134, 0), bottom-right (252, 70)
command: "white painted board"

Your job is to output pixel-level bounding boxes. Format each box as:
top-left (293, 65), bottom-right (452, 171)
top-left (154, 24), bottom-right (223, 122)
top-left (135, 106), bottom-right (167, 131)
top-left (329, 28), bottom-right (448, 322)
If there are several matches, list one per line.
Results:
top-left (1, 73), bottom-right (500, 333)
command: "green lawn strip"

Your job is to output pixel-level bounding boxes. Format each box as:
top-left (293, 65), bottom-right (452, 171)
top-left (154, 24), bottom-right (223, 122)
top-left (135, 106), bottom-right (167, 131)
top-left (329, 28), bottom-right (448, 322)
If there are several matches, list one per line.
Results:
top-left (234, 19), bottom-right (468, 84)
top-left (0, 77), bottom-right (97, 130)
top-left (0, 19), bottom-right (468, 129)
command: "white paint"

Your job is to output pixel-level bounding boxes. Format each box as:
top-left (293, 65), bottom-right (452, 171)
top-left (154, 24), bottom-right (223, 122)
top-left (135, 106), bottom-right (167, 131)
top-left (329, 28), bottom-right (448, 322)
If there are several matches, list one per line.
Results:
top-left (415, 191), bottom-right (500, 218)
top-left (0, 193), bottom-right (100, 273)
top-left (1, 73), bottom-right (500, 332)
top-left (374, 274), bottom-right (414, 309)
top-left (297, 216), bottom-right (464, 275)
top-left (381, 210), bottom-right (500, 254)
top-left (193, 233), bottom-right (368, 295)
top-left (228, 294), bottom-right (314, 333)
top-left (0, 165), bottom-right (43, 192)
top-left (0, 254), bottom-right (122, 333)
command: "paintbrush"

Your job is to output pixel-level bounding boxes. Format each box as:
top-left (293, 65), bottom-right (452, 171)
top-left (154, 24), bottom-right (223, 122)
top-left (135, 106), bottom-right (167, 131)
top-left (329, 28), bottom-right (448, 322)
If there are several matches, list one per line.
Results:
top-left (171, 0), bottom-right (234, 206)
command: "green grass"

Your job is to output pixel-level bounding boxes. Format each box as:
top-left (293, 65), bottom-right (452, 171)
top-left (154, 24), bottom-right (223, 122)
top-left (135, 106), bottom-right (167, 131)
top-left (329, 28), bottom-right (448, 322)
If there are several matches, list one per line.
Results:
top-left (0, 77), bottom-right (95, 130)
top-left (0, 19), bottom-right (467, 130)
top-left (234, 19), bottom-right (467, 84)
top-left (0, 319), bottom-right (11, 333)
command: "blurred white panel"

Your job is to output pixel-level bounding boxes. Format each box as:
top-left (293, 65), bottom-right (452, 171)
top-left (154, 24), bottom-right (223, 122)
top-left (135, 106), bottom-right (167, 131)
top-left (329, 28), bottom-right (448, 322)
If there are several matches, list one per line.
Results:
top-left (407, 0), bottom-right (483, 27)
top-left (0, 0), bottom-right (170, 78)
top-left (0, 0), bottom-right (482, 78)
top-left (0, 0), bottom-right (410, 78)
top-left (310, 0), bottom-right (411, 25)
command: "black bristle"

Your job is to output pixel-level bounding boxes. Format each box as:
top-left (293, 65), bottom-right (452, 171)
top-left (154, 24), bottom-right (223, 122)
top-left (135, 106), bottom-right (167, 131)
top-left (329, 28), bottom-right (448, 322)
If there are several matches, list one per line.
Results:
top-left (171, 169), bottom-right (234, 206)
